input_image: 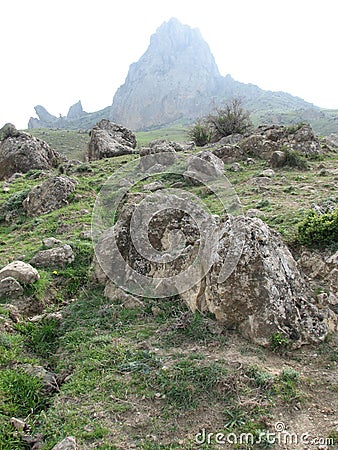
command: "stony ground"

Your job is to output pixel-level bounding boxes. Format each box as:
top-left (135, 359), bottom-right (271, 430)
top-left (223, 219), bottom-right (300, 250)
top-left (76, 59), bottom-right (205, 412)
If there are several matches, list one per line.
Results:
top-left (0, 130), bottom-right (337, 449)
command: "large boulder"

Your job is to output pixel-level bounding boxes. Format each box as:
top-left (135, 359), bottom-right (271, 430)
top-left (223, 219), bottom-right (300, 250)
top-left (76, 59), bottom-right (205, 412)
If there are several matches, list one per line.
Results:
top-left (87, 119), bottom-right (136, 161)
top-left (23, 176), bottom-right (76, 216)
top-left (93, 197), bottom-right (333, 347)
top-left (181, 216), bottom-right (333, 346)
top-left (0, 124), bottom-right (64, 180)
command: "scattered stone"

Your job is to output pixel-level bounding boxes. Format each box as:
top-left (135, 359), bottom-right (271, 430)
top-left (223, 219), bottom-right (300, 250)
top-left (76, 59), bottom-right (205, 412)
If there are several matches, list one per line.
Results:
top-left (229, 162), bottom-right (242, 172)
top-left (212, 144), bottom-right (245, 163)
top-left (259, 169), bottom-right (276, 178)
top-left (0, 124), bottom-right (64, 180)
top-left (42, 237), bottom-right (63, 248)
top-left (22, 364), bottom-right (59, 394)
top-left (30, 245), bottom-right (74, 268)
top-left (104, 282), bottom-right (144, 309)
top-left (10, 417), bottom-right (27, 431)
top-left (246, 209), bottom-right (266, 218)
top-left (270, 150), bottom-right (286, 168)
top-left (23, 176), bottom-right (76, 216)
top-left (51, 436), bottom-right (77, 450)
top-left (87, 119), bottom-right (136, 161)
top-left (139, 140), bottom-right (177, 171)
top-left (0, 261), bottom-right (39, 284)
top-left (0, 276), bottom-right (24, 299)
top-left (142, 181), bottom-right (164, 192)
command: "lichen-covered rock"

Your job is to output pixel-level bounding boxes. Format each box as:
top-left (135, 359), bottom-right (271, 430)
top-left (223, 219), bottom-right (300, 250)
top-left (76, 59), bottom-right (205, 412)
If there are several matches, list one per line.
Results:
top-left (0, 261), bottom-right (39, 284)
top-left (93, 197), bottom-right (333, 347)
top-left (30, 245), bottom-right (74, 268)
top-left (183, 216), bottom-right (332, 346)
top-left (87, 119), bottom-right (136, 161)
top-left (0, 124), bottom-right (64, 180)
top-left (23, 176), bottom-right (76, 216)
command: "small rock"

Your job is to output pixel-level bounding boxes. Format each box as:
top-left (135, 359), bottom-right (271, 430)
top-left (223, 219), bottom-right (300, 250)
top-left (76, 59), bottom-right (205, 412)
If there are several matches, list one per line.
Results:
top-left (10, 417), bottom-right (27, 431)
top-left (30, 245), bottom-right (74, 268)
top-left (42, 237), bottom-right (62, 248)
top-left (270, 151), bottom-right (286, 168)
top-left (229, 162), bottom-right (242, 172)
top-left (142, 181), bottom-right (164, 191)
top-left (23, 176), bottom-right (76, 217)
top-left (0, 276), bottom-right (23, 299)
top-left (51, 436), bottom-right (77, 450)
top-left (0, 261), bottom-right (39, 284)
top-left (259, 168), bottom-right (276, 178)
top-left (246, 208), bottom-right (266, 218)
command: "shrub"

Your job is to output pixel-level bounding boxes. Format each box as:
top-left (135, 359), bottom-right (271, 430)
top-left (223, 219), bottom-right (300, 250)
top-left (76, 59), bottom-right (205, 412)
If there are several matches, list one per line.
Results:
top-left (297, 208), bottom-right (338, 248)
top-left (187, 119), bottom-right (212, 146)
top-left (283, 148), bottom-right (309, 170)
top-left (207, 98), bottom-right (253, 141)
top-left (188, 98), bottom-right (252, 145)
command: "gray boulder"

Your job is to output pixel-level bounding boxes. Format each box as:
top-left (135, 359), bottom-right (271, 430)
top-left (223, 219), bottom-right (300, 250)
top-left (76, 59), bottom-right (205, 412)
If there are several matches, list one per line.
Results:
top-left (0, 261), bottom-right (39, 284)
top-left (181, 216), bottom-right (332, 346)
top-left (93, 198), bottom-right (333, 347)
top-left (139, 139), bottom-right (178, 171)
top-left (0, 125), bottom-right (64, 180)
top-left (23, 176), bottom-right (76, 216)
top-left (30, 245), bottom-right (74, 268)
top-left (184, 151), bottom-right (224, 185)
top-left (87, 119), bottom-right (136, 161)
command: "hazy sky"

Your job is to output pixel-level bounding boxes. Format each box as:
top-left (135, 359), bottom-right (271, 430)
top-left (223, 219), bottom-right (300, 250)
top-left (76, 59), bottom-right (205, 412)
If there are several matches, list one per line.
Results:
top-left (1, 0), bottom-right (337, 129)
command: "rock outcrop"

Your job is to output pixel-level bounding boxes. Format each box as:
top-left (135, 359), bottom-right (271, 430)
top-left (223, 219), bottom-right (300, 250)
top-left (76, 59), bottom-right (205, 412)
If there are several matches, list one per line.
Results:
top-left (0, 124), bottom-right (63, 180)
top-left (212, 124), bottom-right (323, 164)
top-left (87, 119), bottom-right (137, 161)
top-left (23, 176), bottom-right (76, 216)
top-left (93, 196), bottom-right (333, 347)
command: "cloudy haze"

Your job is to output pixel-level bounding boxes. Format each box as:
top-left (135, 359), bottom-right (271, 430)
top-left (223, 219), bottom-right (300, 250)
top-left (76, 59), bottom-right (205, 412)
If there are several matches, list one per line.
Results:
top-left (1, 0), bottom-right (337, 129)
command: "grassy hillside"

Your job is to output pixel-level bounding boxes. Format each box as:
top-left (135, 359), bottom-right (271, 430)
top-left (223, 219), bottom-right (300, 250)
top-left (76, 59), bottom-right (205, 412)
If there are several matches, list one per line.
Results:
top-left (0, 137), bottom-right (337, 449)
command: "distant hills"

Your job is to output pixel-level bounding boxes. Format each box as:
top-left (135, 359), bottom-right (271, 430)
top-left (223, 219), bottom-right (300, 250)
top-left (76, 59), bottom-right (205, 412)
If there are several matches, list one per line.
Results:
top-left (28, 18), bottom-right (338, 135)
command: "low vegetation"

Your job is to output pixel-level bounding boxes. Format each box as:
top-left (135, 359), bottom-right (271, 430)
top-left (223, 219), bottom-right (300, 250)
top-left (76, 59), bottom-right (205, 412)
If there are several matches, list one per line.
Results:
top-left (188, 99), bottom-right (253, 145)
top-left (0, 127), bottom-right (337, 449)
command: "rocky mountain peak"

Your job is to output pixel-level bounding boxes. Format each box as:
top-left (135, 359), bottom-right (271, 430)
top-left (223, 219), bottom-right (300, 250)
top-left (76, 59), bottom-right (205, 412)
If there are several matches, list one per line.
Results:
top-left (110, 18), bottom-right (223, 130)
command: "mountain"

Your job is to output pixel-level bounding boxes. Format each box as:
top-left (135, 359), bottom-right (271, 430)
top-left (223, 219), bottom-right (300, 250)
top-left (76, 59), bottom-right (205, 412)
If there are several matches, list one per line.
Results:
top-left (110, 18), bottom-right (317, 130)
top-left (28, 18), bottom-right (338, 134)
top-left (28, 102), bottom-right (111, 130)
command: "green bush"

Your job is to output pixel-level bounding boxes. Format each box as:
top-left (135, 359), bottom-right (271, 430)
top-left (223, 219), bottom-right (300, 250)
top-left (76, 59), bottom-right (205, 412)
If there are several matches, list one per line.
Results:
top-left (297, 208), bottom-right (338, 248)
top-left (188, 98), bottom-right (252, 145)
top-left (283, 148), bottom-right (309, 170)
top-left (187, 119), bottom-right (211, 146)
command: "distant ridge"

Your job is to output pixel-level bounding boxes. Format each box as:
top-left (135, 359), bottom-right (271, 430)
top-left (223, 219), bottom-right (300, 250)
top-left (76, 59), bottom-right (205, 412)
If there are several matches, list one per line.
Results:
top-left (28, 18), bottom-right (338, 134)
